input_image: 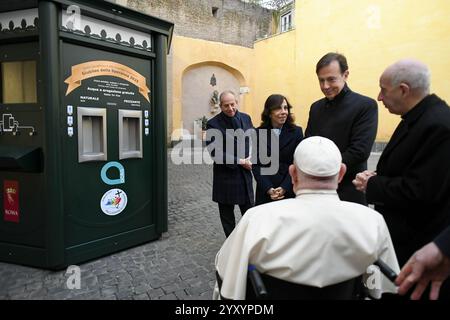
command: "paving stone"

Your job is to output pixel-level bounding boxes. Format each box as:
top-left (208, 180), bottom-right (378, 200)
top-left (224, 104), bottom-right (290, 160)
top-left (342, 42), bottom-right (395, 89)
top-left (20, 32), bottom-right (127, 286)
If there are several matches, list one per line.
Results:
top-left (97, 273), bottom-right (113, 283)
top-left (133, 293), bottom-right (150, 300)
top-left (100, 286), bottom-right (118, 297)
top-left (7, 286), bottom-right (26, 296)
top-left (52, 291), bottom-right (79, 300)
top-left (47, 286), bottom-right (71, 295)
top-left (178, 271), bottom-right (195, 280)
top-left (198, 292), bottom-right (213, 300)
top-left (158, 293), bottom-right (177, 300)
top-left (76, 290), bottom-right (102, 300)
top-left (26, 282), bottom-right (44, 291)
top-left (133, 284), bottom-right (150, 295)
top-left (102, 278), bottom-right (119, 287)
top-left (9, 292), bottom-right (31, 300)
top-left (185, 284), bottom-right (212, 296)
top-left (147, 288), bottom-right (165, 299)
top-left (82, 276), bottom-right (99, 288)
top-left (161, 283), bottom-right (181, 294)
top-left (185, 277), bottom-right (203, 287)
top-left (28, 288), bottom-right (48, 300)
top-left (173, 289), bottom-right (190, 300)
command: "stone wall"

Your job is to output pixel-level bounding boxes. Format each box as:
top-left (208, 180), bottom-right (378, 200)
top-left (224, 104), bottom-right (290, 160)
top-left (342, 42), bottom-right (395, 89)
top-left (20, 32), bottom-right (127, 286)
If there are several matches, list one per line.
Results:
top-left (119, 0), bottom-right (273, 48)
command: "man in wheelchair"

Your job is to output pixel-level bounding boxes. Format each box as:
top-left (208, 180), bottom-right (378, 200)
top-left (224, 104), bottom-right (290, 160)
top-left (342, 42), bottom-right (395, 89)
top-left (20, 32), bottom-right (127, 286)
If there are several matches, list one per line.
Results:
top-left (213, 136), bottom-right (399, 300)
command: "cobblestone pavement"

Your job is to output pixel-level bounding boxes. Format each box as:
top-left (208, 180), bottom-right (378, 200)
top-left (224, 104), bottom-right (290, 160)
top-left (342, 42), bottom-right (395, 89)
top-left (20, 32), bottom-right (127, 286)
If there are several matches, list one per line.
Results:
top-left (0, 149), bottom-right (380, 300)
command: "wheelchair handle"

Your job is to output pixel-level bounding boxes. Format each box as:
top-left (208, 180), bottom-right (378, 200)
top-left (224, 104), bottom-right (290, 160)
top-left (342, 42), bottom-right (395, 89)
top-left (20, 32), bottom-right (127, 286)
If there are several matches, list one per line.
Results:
top-left (374, 259), bottom-right (398, 283)
top-left (248, 265), bottom-right (268, 298)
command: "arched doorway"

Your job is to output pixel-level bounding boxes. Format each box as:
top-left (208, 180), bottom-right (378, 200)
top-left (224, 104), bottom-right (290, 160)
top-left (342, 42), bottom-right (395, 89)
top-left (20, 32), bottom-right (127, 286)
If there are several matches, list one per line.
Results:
top-left (181, 62), bottom-right (245, 139)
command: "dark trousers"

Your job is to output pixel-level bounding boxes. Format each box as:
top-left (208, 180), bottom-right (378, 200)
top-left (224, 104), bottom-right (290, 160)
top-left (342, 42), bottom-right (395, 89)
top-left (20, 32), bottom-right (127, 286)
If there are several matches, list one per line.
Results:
top-left (218, 203), bottom-right (253, 237)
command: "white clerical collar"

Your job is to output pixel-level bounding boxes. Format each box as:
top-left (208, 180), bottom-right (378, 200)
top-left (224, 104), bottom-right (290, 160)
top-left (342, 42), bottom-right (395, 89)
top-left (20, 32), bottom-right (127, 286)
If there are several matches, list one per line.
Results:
top-left (295, 189), bottom-right (338, 197)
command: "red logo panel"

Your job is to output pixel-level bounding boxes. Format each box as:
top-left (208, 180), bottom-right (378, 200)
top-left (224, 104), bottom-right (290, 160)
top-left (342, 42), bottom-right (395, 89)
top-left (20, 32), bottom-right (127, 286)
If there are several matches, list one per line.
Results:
top-left (4, 180), bottom-right (19, 223)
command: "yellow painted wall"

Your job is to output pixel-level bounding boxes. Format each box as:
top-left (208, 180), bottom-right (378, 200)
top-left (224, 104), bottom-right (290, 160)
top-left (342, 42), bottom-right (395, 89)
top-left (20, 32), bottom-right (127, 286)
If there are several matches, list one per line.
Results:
top-left (291, 0), bottom-right (450, 141)
top-left (252, 30), bottom-right (300, 127)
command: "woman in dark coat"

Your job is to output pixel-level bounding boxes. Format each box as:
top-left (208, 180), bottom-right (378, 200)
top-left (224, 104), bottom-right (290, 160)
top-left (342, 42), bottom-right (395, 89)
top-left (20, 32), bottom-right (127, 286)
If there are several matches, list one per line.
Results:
top-left (253, 94), bottom-right (303, 205)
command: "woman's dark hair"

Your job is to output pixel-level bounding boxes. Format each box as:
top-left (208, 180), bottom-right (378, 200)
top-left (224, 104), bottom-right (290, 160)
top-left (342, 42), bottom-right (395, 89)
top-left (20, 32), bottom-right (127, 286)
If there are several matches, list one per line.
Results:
top-left (260, 94), bottom-right (295, 128)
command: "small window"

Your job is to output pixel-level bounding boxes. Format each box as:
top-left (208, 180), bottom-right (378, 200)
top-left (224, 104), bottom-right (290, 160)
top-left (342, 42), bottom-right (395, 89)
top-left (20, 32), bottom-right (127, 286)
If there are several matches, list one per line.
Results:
top-left (281, 11), bottom-right (293, 32)
top-left (1, 60), bottom-right (37, 104)
top-left (212, 7), bottom-right (219, 17)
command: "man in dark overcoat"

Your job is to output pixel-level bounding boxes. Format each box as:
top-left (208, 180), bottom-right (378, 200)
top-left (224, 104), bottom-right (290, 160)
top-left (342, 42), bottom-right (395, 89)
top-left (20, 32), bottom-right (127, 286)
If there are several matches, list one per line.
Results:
top-left (354, 59), bottom-right (450, 299)
top-left (206, 90), bottom-right (254, 237)
top-left (305, 52), bottom-right (378, 205)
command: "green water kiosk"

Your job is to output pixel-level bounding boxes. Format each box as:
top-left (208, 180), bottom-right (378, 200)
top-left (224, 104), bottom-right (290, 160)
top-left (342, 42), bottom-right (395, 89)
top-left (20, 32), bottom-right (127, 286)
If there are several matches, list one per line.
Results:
top-left (0, 0), bottom-right (172, 269)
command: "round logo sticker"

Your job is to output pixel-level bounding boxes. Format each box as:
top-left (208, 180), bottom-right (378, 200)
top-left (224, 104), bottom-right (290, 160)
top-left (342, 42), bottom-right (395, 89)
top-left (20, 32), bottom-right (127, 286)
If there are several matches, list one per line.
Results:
top-left (100, 188), bottom-right (128, 216)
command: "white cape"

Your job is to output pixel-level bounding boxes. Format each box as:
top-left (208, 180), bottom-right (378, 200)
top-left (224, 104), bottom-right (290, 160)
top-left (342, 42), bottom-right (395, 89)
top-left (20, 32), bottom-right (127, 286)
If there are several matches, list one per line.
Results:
top-left (214, 191), bottom-right (400, 300)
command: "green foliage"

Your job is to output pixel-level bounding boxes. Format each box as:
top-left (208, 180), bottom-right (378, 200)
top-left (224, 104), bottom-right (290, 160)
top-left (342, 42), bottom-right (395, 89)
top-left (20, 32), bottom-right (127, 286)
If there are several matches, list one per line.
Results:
top-left (244, 0), bottom-right (293, 10)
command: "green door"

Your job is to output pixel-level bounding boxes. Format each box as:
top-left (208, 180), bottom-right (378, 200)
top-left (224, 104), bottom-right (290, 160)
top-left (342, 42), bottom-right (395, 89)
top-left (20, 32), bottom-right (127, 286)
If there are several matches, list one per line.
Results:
top-left (61, 41), bottom-right (156, 264)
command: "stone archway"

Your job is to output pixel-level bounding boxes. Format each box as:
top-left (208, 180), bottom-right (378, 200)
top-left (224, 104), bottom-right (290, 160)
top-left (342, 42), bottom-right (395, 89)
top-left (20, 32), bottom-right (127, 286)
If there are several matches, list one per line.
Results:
top-left (181, 62), bottom-right (245, 138)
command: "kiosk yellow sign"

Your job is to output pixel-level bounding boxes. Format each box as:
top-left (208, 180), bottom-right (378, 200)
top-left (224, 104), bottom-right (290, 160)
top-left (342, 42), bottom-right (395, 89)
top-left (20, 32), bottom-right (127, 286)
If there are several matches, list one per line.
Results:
top-left (64, 60), bottom-right (150, 102)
